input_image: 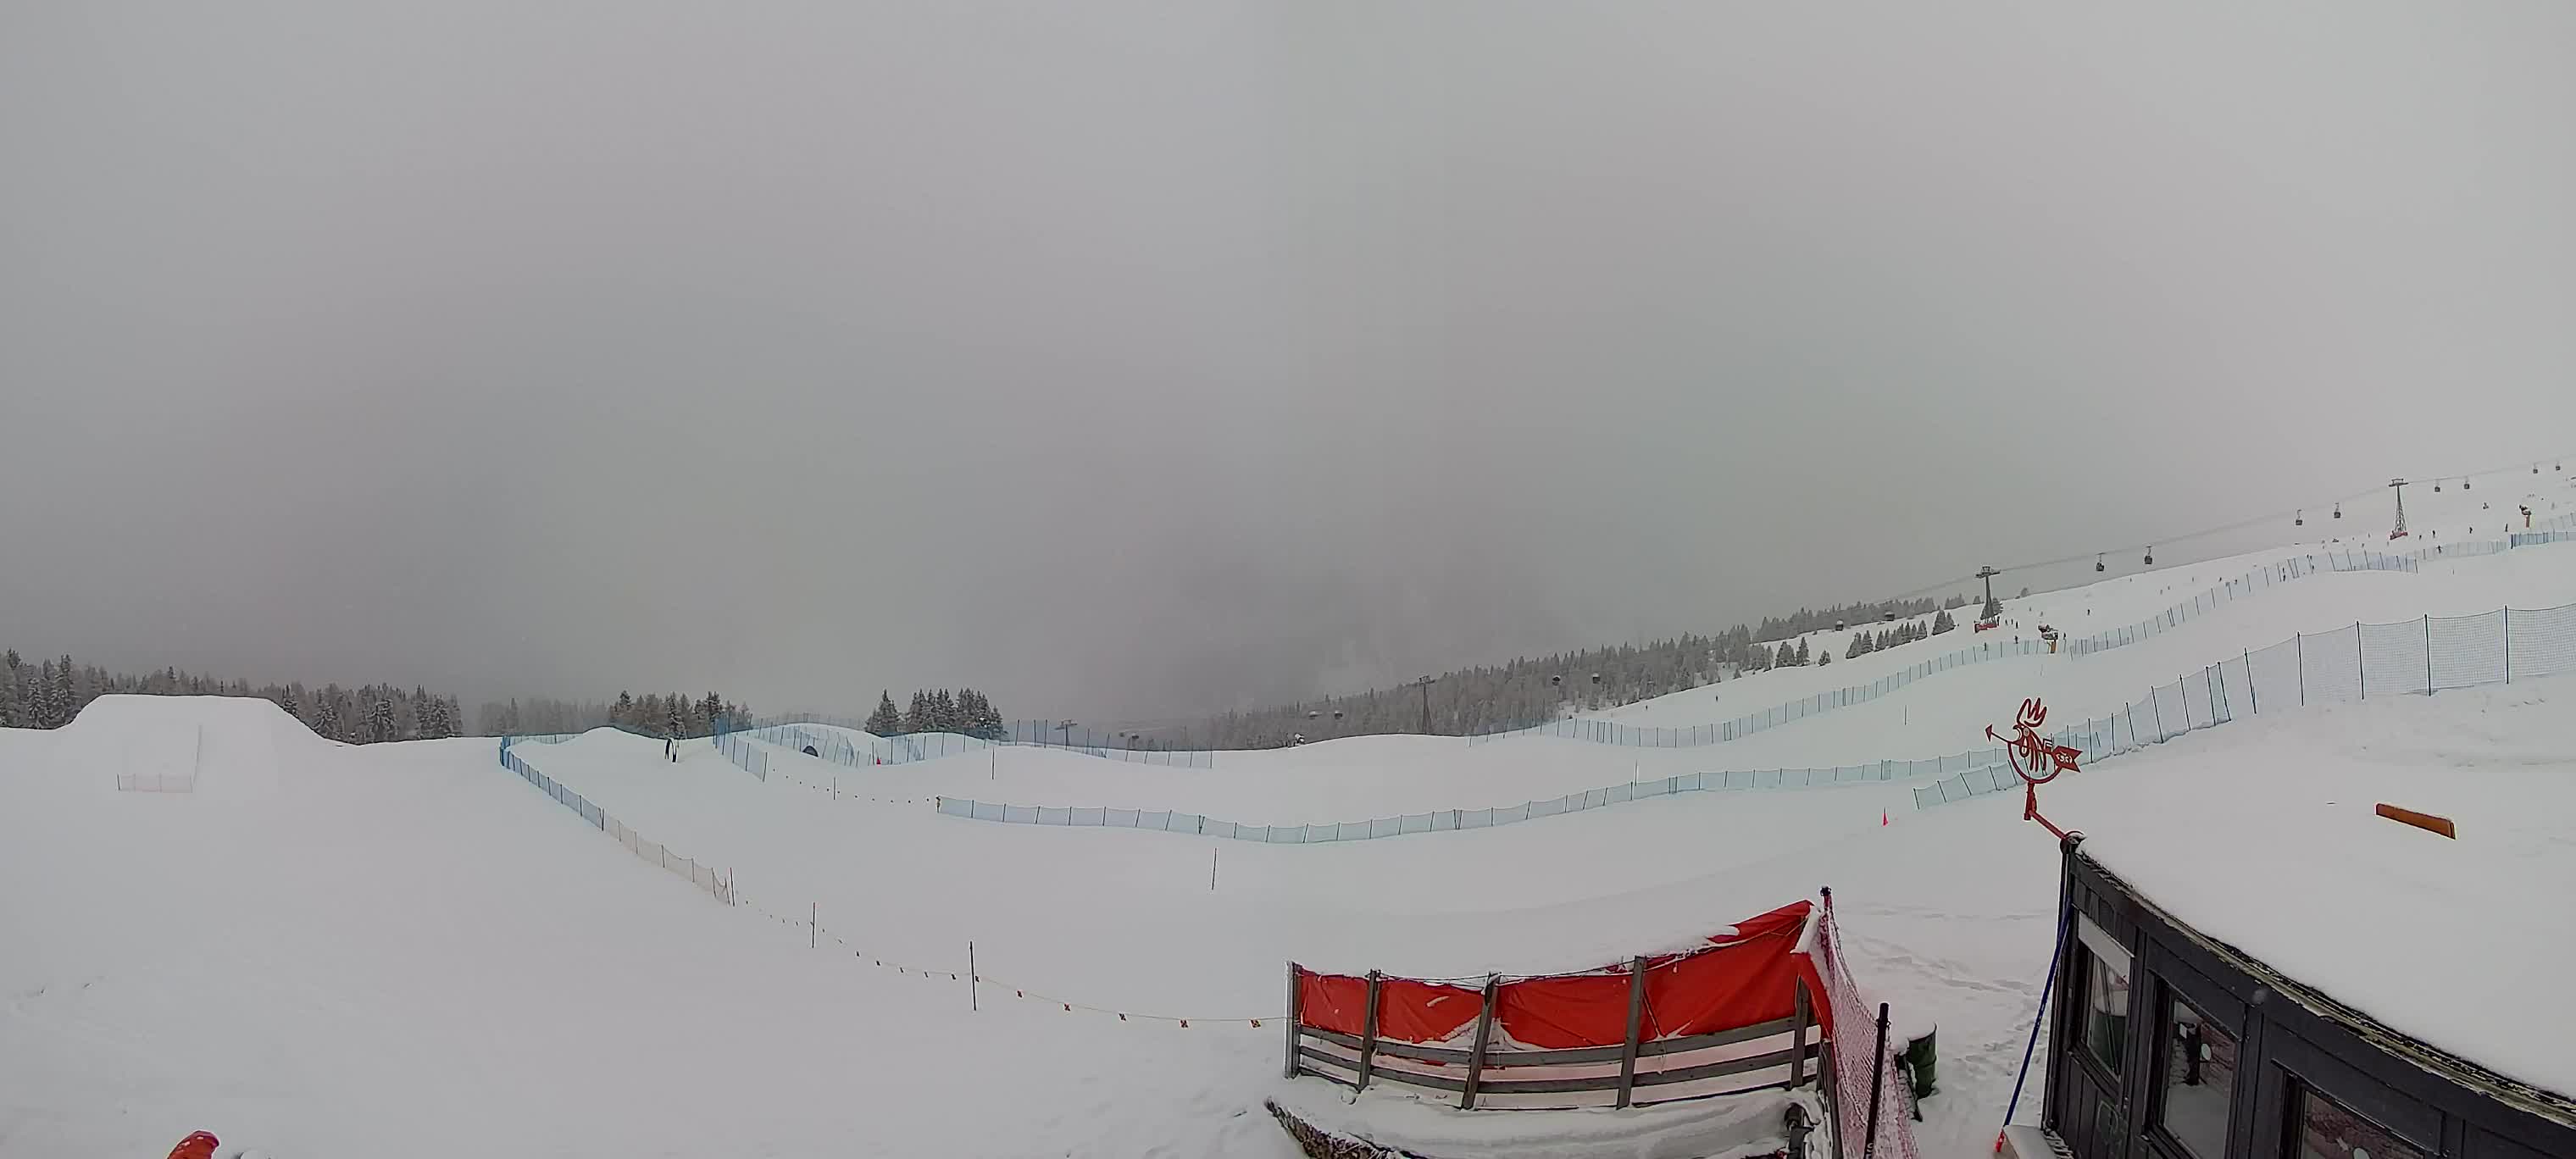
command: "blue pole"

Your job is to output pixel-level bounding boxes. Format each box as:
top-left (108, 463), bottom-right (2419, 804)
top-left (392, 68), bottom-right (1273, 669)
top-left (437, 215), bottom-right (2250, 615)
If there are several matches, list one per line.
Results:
top-left (1999, 906), bottom-right (2074, 1146)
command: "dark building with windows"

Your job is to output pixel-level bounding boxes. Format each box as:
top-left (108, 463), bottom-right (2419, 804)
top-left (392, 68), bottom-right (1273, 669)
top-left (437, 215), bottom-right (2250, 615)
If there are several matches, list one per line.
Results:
top-left (2006, 837), bottom-right (2576, 1159)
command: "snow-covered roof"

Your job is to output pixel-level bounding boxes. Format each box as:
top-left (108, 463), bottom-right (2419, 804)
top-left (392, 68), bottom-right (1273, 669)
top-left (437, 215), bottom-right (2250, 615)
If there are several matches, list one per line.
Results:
top-left (2056, 679), bottom-right (2576, 1102)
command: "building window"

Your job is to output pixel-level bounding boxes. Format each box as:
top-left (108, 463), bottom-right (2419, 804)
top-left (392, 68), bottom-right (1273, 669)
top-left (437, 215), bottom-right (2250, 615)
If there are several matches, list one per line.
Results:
top-left (2155, 995), bottom-right (2235, 1157)
top-left (2076, 915), bottom-right (2132, 1076)
top-left (2287, 1084), bottom-right (2424, 1159)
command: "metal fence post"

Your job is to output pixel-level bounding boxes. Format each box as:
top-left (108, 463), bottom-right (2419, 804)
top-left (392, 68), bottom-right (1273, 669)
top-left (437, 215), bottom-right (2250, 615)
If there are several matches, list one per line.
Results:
top-left (2296, 632), bottom-right (2306, 705)
top-left (2505, 607), bottom-right (2513, 683)
top-left (2424, 614), bottom-right (2434, 693)
top-left (2244, 650), bottom-right (2257, 713)
top-left (1461, 974), bottom-right (1500, 1110)
top-left (1863, 1002), bottom-right (1891, 1159)
top-left (2357, 621), bottom-right (2366, 699)
top-left (1616, 956), bottom-right (1650, 1108)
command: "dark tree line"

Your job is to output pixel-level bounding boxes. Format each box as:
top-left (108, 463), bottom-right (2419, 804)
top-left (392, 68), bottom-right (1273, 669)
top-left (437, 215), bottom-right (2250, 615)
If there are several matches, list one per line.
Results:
top-left (1845, 617), bottom-right (1936, 658)
top-left (0, 649), bottom-right (463, 743)
top-left (863, 687), bottom-right (1007, 740)
top-left (1179, 591), bottom-right (1981, 748)
top-left (475, 691), bottom-right (752, 739)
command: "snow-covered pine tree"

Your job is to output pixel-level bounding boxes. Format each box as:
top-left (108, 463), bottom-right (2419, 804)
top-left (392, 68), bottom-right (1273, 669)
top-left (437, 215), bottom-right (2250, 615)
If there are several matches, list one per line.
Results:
top-left (865, 690), bottom-right (901, 735)
top-left (904, 690), bottom-right (929, 733)
top-left (613, 691), bottom-right (635, 726)
top-left (369, 697), bottom-right (396, 743)
top-left (1981, 594), bottom-right (2004, 621)
top-left (931, 689), bottom-right (960, 732)
top-left (967, 689), bottom-right (1007, 740)
top-left (1846, 633), bottom-right (1866, 659)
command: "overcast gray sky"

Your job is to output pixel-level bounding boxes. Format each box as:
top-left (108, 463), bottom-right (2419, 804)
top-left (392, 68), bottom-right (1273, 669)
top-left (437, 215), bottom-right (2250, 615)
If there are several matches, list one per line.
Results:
top-left (6, 2), bottom-right (2574, 723)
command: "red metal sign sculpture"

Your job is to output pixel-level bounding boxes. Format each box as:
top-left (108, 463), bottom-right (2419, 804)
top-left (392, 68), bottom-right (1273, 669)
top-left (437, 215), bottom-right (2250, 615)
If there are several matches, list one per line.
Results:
top-left (1985, 697), bottom-right (2080, 840)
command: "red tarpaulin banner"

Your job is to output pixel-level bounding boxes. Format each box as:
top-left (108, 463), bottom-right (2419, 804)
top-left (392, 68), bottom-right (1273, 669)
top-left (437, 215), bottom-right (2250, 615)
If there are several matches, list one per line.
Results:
top-left (1296, 899), bottom-right (1816, 1049)
top-left (1296, 970), bottom-right (1483, 1042)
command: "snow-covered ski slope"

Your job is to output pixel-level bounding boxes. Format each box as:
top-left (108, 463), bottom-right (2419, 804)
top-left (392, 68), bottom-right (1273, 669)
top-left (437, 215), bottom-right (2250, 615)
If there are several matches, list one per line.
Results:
top-left (1569, 463), bottom-right (2576, 735)
top-left (8, 476), bottom-right (2576, 1157)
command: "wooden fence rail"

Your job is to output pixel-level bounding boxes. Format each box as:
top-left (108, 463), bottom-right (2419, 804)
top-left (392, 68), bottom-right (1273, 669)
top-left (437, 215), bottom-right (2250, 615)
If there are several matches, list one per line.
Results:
top-left (1285, 962), bottom-right (1824, 1111)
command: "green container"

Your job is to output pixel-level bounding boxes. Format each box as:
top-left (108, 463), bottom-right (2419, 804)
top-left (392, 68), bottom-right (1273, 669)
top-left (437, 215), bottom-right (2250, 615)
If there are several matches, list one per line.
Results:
top-left (1904, 1028), bottom-right (1937, 1099)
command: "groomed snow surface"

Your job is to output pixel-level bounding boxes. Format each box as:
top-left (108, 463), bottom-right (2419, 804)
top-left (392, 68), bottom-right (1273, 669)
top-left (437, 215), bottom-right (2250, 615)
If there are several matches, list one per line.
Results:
top-left (8, 480), bottom-right (2575, 1156)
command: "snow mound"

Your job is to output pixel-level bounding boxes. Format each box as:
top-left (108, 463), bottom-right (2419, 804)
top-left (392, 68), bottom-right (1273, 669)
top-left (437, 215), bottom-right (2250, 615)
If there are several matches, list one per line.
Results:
top-left (55, 695), bottom-right (329, 800)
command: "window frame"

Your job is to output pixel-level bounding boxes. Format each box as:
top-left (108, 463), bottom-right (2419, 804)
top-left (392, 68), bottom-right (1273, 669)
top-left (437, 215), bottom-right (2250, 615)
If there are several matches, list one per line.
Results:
top-left (2279, 1077), bottom-right (2434, 1159)
top-left (2147, 974), bottom-right (2243, 1159)
top-left (2261, 1026), bottom-right (2444, 1159)
top-left (2073, 912), bottom-right (2137, 1083)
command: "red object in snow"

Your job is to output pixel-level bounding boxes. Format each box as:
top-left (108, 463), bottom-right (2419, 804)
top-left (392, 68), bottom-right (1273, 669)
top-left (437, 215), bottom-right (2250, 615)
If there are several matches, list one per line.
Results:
top-left (167, 1132), bottom-right (220, 1159)
top-left (1973, 619), bottom-right (1999, 632)
top-left (1293, 901), bottom-right (1818, 1048)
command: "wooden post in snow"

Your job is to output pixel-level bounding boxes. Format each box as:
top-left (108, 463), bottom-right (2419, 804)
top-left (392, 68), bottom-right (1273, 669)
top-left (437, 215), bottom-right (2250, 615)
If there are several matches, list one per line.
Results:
top-left (1615, 955), bottom-right (1649, 1108)
top-left (1282, 962), bottom-right (1302, 1079)
top-left (1790, 976), bottom-right (1811, 1087)
top-left (1460, 973), bottom-right (1499, 1110)
top-left (1355, 970), bottom-right (1384, 1092)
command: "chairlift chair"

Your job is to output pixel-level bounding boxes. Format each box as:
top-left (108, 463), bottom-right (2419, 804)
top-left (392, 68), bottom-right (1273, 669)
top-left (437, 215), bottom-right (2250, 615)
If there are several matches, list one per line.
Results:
top-left (2144, 546), bottom-right (2155, 565)
top-left (2333, 502), bottom-right (2343, 518)
top-left (2096, 552), bottom-right (2106, 572)
top-left (2295, 509), bottom-right (2303, 526)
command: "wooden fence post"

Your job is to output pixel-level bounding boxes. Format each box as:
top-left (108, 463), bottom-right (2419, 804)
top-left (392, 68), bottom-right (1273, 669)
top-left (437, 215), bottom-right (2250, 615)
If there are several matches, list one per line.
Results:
top-left (1461, 974), bottom-right (1499, 1110)
top-left (1615, 956), bottom-right (1649, 1108)
top-left (1283, 962), bottom-right (1302, 1079)
top-left (1356, 970), bottom-right (1384, 1092)
top-left (1790, 976), bottom-right (1810, 1087)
